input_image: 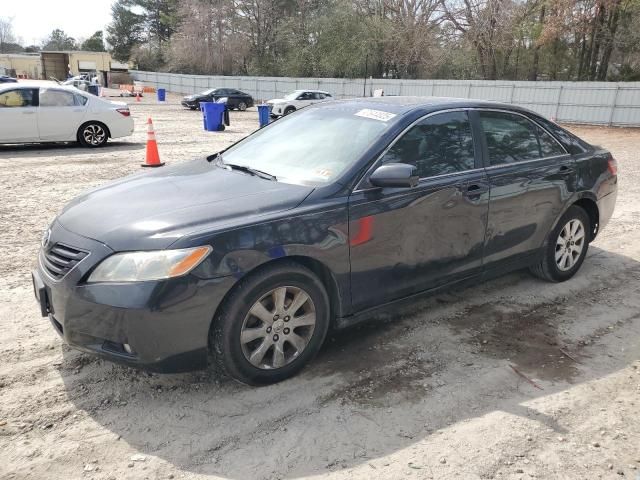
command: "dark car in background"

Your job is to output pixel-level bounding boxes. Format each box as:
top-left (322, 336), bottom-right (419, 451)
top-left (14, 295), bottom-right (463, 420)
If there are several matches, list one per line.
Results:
top-left (0, 75), bottom-right (18, 83)
top-left (181, 88), bottom-right (254, 111)
top-left (33, 97), bottom-right (617, 386)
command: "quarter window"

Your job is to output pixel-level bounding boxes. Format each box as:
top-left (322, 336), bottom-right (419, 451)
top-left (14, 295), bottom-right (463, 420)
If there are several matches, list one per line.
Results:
top-left (381, 111), bottom-right (476, 178)
top-left (479, 111), bottom-right (565, 166)
top-left (0, 89), bottom-right (35, 107)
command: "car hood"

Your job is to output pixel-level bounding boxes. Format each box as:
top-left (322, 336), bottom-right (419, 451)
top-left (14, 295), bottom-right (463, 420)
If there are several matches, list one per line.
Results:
top-left (267, 99), bottom-right (286, 105)
top-left (56, 159), bottom-right (313, 251)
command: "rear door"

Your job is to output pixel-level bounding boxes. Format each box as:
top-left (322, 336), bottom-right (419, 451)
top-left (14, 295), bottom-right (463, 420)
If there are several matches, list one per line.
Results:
top-left (37, 88), bottom-right (88, 141)
top-left (0, 87), bottom-right (39, 142)
top-left (295, 91), bottom-right (315, 108)
top-left (348, 110), bottom-right (489, 311)
top-left (477, 109), bottom-right (574, 267)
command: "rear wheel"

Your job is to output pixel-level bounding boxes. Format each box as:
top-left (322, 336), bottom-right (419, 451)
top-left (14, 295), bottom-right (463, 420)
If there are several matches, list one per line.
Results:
top-left (530, 205), bottom-right (590, 282)
top-left (78, 122), bottom-right (108, 147)
top-left (238, 101), bottom-right (247, 111)
top-left (210, 262), bottom-right (330, 385)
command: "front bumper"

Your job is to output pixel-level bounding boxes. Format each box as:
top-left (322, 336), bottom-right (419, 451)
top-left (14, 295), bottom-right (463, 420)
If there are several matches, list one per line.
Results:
top-left (181, 100), bottom-right (199, 109)
top-left (33, 222), bottom-right (235, 373)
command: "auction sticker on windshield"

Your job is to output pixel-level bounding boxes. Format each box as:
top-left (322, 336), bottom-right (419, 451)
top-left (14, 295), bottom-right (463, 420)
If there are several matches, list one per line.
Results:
top-left (355, 109), bottom-right (397, 122)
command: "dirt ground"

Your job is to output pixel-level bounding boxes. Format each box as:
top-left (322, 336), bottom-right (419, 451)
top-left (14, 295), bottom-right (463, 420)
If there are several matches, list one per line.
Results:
top-left (1, 93), bottom-right (639, 480)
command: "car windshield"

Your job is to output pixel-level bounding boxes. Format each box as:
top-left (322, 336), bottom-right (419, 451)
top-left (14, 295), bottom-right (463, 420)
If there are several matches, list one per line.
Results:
top-left (219, 106), bottom-right (393, 185)
top-left (283, 92), bottom-right (301, 100)
top-left (201, 89), bottom-right (216, 96)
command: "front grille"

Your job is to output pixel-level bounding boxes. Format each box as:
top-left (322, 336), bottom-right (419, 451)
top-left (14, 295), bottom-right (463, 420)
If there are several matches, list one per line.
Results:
top-left (41, 243), bottom-right (89, 280)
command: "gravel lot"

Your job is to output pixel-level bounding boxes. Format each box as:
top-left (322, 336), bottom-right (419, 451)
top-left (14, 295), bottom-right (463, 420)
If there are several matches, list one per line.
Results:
top-left (1, 94), bottom-right (639, 480)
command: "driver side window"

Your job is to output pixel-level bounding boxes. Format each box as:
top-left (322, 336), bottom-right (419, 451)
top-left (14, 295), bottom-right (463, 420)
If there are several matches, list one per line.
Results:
top-left (381, 111), bottom-right (476, 178)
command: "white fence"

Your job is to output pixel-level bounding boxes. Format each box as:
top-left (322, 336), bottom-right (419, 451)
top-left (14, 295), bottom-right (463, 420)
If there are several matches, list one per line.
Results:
top-left (131, 70), bottom-right (640, 126)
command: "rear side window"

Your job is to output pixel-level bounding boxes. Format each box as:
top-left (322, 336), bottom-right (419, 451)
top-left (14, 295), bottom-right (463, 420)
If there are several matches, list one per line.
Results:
top-left (536, 125), bottom-right (566, 157)
top-left (74, 94), bottom-right (88, 106)
top-left (40, 89), bottom-right (76, 107)
top-left (0, 88), bottom-right (35, 107)
top-left (479, 111), bottom-right (565, 166)
top-left (381, 111), bottom-right (476, 178)
top-left (534, 116), bottom-right (591, 154)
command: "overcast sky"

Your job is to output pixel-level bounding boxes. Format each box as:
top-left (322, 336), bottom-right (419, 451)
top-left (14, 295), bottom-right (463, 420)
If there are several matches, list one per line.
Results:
top-left (6, 0), bottom-right (114, 46)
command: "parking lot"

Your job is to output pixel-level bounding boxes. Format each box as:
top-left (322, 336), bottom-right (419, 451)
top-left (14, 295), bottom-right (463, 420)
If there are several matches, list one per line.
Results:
top-left (1, 94), bottom-right (639, 480)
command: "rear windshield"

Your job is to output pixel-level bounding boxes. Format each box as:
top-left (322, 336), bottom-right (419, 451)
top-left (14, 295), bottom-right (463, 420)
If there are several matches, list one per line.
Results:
top-left (220, 106), bottom-right (395, 185)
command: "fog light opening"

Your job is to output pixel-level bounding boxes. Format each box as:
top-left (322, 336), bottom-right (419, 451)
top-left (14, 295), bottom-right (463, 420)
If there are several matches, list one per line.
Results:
top-left (102, 340), bottom-right (136, 357)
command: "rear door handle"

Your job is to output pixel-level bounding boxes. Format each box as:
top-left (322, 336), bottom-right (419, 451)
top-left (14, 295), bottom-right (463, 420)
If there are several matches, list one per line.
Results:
top-left (22, 111), bottom-right (36, 115)
top-left (558, 165), bottom-right (574, 175)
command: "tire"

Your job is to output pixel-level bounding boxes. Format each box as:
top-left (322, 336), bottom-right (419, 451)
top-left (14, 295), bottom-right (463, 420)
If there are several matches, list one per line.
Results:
top-left (530, 205), bottom-right (591, 282)
top-left (77, 122), bottom-right (108, 148)
top-left (210, 262), bottom-right (330, 385)
top-left (238, 101), bottom-right (247, 111)
top-left (284, 106), bottom-right (296, 115)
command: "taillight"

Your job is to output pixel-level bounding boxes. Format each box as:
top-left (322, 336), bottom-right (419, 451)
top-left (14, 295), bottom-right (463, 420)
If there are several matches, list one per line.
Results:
top-left (116, 108), bottom-right (130, 117)
top-left (607, 155), bottom-right (617, 175)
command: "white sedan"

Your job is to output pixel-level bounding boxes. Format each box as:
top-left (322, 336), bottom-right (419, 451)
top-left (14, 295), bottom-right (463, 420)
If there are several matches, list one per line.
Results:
top-left (0, 82), bottom-right (134, 147)
top-left (267, 89), bottom-right (332, 117)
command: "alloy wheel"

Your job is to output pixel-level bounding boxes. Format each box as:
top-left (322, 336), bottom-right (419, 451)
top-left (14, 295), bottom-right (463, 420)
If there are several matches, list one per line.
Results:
top-left (555, 218), bottom-right (585, 271)
top-left (83, 124), bottom-right (106, 146)
top-left (238, 102), bottom-right (247, 111)
top-left (240, 286), bottom-right (316, 370)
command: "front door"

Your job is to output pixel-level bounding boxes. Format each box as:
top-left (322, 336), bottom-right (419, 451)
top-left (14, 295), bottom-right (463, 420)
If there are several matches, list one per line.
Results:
top-left (348, 110), bottom-right (489, 312)
top-left (477, 110), bottom-right (575, 267)
top-left (0, 87), bottom-right (39, 142)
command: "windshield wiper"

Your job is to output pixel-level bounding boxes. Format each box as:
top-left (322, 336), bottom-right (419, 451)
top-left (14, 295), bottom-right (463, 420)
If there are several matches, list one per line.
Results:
top-left (222, 162), bottom-right (277, 181)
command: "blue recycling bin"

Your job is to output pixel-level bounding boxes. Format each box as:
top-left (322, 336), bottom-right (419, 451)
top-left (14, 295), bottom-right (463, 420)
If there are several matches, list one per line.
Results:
top-left (258, 104), bottom-right (270, 128)
top-left (200, 102), bottom-right (226, 131)
top-left (157, 88), bottom-right (166, 102)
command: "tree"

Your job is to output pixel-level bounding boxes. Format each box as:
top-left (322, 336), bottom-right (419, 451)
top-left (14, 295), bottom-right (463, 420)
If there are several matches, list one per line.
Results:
top-left (0, 16), bottom-right (17, 52)
top-left (81, 30), bottom-right (106, 51)
top-left (106, 0), bottom-right (145, 61)
top-left (42, 29), bottom-right (77, 50)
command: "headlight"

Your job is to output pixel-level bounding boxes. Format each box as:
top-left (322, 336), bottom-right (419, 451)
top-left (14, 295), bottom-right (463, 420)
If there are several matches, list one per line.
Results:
top-left (88, 246), bottom-right (212, 283)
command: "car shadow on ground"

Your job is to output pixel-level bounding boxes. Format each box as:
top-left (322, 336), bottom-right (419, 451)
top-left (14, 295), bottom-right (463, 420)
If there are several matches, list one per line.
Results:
top-left (0, 141), bottom-right (143, 158)
top-left (58, 245), bottom-right (640, 479)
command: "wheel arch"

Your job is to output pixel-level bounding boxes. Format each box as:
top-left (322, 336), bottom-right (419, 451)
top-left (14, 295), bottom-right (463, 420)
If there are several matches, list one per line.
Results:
top-left (208, 255), bottom-right (344, 341)
top-left (572, 196), bottom-right (599, 241)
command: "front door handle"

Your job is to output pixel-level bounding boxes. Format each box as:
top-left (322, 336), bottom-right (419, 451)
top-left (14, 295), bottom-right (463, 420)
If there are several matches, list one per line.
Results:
top-left (558, 165), bottom-right (574, 175)
top-left (464, 183), bottom-right (489, 195)
top-left (22, 111), bottom-right (36, 115)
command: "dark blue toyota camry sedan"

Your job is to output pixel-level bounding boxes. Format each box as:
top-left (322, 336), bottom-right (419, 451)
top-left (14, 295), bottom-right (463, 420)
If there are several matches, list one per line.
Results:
top-left (33, 97), bottom-right (618, 385)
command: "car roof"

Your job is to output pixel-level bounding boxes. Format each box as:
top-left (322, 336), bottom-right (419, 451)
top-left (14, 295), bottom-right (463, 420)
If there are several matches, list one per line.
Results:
top-left (292, 89), bottom-right (331, 94)
top-left (319, 96), bottom-right (538, 116)
top-left (0, 80), bottom-right (89, 94)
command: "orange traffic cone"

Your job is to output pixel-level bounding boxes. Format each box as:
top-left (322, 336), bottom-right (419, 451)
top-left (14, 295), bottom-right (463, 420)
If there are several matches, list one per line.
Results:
top-left (141, 118), bottom-right (164, 167)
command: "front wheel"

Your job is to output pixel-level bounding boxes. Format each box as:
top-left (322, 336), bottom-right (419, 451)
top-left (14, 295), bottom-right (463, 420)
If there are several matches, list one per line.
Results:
top-left (238, 101), bottom-right (247, 111)
top-left (530, 205), bottom-right (590, 282)
top-left (78, 122), bottom-right (108, 147)
top-left (210, 262), bottom-right (330, 385)
top-left (284, 106), bottom-right (296, 115)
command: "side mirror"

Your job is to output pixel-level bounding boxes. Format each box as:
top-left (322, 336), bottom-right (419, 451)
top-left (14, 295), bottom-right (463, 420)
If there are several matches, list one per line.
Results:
top-left (369, 163), bottom-right (419, 188)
